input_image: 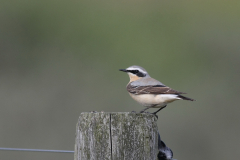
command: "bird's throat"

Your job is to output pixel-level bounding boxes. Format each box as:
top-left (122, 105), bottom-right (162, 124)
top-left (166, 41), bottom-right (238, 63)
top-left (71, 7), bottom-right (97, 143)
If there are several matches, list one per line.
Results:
top-left (128, 74), bottom-right (142, 83)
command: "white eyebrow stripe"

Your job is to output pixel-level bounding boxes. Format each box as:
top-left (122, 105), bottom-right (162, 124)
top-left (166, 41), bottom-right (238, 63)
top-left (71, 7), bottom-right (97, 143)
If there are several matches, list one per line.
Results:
top-left (126, 67), bottom-right (147, 74)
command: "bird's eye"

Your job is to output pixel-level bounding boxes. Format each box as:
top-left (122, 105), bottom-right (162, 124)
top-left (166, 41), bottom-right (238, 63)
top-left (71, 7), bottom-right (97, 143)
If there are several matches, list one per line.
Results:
top-left (133, 70), bottom-right (139, 74)
top-left (127, 70), bottom-right (139, 74)
top-left (130, 70), bottom-right (139, 74)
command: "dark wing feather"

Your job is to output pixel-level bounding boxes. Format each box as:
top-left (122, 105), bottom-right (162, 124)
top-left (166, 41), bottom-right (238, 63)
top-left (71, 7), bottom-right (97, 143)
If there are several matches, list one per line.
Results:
top-left (127, 84), bottom-right (186, 95)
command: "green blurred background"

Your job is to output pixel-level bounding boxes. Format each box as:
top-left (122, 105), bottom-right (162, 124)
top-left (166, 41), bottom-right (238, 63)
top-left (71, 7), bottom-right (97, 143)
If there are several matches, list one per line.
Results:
top-left (0, 0), bottom-right (240, 159)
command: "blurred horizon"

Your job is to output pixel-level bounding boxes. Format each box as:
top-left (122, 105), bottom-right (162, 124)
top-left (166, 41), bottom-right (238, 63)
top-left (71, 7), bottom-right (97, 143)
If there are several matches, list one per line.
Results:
top-left (0, 0), bottom-right (240, 159)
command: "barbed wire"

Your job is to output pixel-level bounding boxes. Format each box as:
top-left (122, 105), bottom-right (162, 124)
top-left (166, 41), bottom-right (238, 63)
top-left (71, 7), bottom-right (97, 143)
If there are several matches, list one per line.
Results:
top-left (0, 147), bottom-right (74, 153)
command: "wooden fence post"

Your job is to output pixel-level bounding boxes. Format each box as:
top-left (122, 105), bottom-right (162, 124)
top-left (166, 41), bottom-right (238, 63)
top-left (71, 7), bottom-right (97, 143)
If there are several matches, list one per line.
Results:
top-left (74, 112), bottom-right (158, 160)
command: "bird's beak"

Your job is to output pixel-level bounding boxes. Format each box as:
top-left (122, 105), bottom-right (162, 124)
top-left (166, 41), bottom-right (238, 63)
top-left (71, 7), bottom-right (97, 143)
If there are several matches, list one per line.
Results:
top-left (119, 69), bottom-right (128, 72)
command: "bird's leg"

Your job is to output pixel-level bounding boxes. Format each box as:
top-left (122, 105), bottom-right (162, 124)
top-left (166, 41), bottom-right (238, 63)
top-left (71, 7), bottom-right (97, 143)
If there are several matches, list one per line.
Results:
top-left (139, 106), bottom-right (151, 113)
top-left (151, 105), bottom-right (167, 115)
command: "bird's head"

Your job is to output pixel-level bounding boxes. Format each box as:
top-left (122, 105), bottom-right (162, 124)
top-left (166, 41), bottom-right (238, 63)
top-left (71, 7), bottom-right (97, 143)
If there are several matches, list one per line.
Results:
top-left (119, 65), bottom-right (149, 82)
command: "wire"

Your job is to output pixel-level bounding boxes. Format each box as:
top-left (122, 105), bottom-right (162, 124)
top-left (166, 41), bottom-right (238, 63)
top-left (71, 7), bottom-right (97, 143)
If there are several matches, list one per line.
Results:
top-left (0, 148), bottom-right (74, 153)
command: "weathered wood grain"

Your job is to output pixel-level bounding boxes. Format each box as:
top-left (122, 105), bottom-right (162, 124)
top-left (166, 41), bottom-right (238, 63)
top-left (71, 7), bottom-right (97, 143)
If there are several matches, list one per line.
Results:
top-left (111, 113), bottom-right (158, 160)
top-left (74, 112), bottom-right (158, 160)
top-left (74, 112), bottom-right (111, 160)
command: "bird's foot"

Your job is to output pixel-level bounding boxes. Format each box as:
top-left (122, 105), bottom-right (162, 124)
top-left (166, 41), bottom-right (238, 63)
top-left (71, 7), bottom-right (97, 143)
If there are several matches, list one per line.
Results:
top-left (151, 113), bottom-right (158, 119)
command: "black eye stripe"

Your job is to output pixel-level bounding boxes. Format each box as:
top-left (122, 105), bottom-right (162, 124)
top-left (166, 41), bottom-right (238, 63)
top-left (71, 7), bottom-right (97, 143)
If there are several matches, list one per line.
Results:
top-left (136, 72), bottom-right (145, 77)
top-left (127, 70), bottom-right (146, 77)
top-left (127, 70), bottom-right (139, 74)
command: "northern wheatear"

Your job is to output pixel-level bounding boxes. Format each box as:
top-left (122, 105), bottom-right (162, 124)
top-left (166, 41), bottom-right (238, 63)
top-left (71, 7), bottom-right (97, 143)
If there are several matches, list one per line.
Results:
top-left (119, 65), bottom-right (195, 115)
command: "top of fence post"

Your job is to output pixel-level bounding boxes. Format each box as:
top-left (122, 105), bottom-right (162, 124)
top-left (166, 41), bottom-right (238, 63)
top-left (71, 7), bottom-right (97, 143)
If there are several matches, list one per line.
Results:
top-left (74, 112), bottom-right (158, 160)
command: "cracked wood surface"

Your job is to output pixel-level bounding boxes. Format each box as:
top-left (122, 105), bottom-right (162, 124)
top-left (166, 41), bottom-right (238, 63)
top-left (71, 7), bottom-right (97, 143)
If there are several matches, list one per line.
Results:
top-left (74, 112), bottom-right (158, 160)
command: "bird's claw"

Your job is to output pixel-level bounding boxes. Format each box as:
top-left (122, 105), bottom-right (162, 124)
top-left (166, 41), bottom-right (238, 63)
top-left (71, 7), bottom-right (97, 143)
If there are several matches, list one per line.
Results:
top-left (151, 112), bottom-right (158, 119)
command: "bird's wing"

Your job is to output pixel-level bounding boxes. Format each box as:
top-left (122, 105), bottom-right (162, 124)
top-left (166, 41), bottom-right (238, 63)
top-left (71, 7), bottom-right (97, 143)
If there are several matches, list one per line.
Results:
top-left (127, 84), bottom-right (186, 95)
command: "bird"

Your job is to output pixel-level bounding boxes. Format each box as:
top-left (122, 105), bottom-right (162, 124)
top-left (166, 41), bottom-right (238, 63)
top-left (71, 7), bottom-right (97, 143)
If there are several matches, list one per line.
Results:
top-left (119, 65), bottom-right (195, 115)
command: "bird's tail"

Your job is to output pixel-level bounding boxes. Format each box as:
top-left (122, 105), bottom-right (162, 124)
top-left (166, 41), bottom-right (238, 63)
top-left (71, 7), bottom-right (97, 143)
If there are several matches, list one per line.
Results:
top-left (177, 95), bottom-right (195, 101)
